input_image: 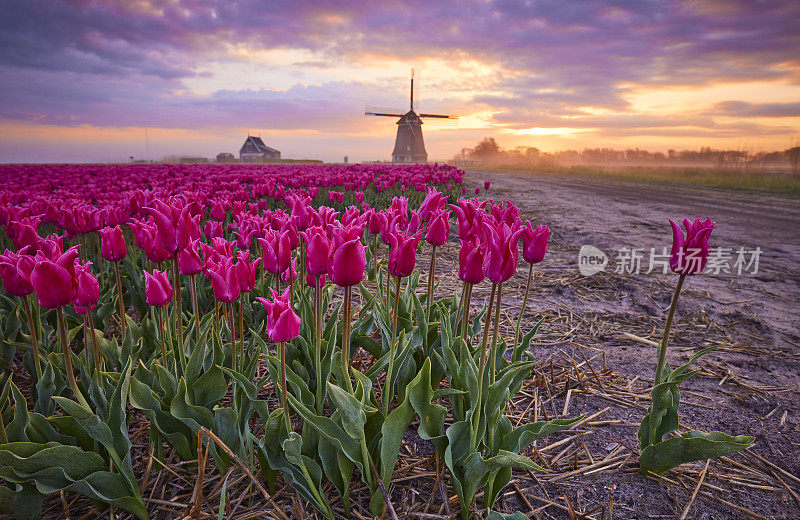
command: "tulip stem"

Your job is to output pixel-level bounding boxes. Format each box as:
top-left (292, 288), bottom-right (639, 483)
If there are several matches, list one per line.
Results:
top-left (462, 283), bottom-right (473, 343)
top-left (227, 302), bottom-right (238, 372)
top-left (384, 276), bottom-right (402, 417)
top-left (238, 299), bottom-right (245, 365)
top-left (384, 269), bottom-right (391, 317)
top-left (114, 261), bottom-right (126, 336)
top-left (87, 311), bottom-right (101, 384)
top-left (515, 263), bottom-right (534, 346)
top-left (426, 246), bottom-right (437, 322)
top-left (280, 341), bottom-right (292, 433)
top-left (341, 285), bottom-right (354, 393)
top-left (372, 235), bottom-right (379, 281)
top-left (314, 279), bottom-right (324, 413)
top-left (57, 307), bottom-right (90, 409)
top-left (172, 255), bottom-right (185, 375)
top-left (478, 283), bottom-right (497, 379)
top-left (655, 274), bottom-right (686, 386)
top-left (456, 281), bottom-right (466, 338)
top-left (190, 275), bottom-right (201, 346)
top-left (472, 282), bottom-right (496, 453)
top-left (489, 283), bottom-right (503, 384)
top-left (22, 295), bottom-right (42, 382)
top-left (156, 306), bottom-right (168, 368)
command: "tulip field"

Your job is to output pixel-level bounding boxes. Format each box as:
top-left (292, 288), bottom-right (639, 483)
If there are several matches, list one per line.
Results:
top-left (0, 163), bottom-right (796, 520)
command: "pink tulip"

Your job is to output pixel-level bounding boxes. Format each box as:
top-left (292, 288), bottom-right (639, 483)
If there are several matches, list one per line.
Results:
top-left (178, 239), bottom-right (204, 276)
top-left (204, 220), bottom-right (223, 240)
top-left (328, 224), bottom-right (366, 287)
top-left (73, 261), bottom-right (99, 310)
top-left (288, 194), bottom-right (312, 231)
top-left (256, 286), bottom-right (301, 343)
top-left (484, 181), bottom-right (491, 190)
top-left (281, 256), bottom-right (297, 283)
top-left (482, 221), bottom-right (524, 284)
top-left (458, 237), bottom-right (485, 284)
top-left (425, 209), bottom-right (451, 246)
top-left (521, 223), bottom-right (550, 264)
top-left (669, 218), bottom-right (715, 275)
top-left (99, 225), bottom-right (127, 262)
top-left (30, 246), bottom-right (80, 309)
top-left (418, 187), bottom-right (448, 222)
top-left (388, 229), bottom-right (421, 278)
top-left (0, 249), bottom-right (34, 297)
top-left (147, 205), bottom-right (178, 253)
top-left (301, 226), bottom-right (330, 275)
top-left (144, 269), bottom-right (173, 307)
top-left (450, 198), bottom-right (483, 240)
top-left (235, 251), bottom-right (262, 293)
top-left (259, 229), bottom-right (292, 275)
top-left (208, 258), bottom-right (241, 303)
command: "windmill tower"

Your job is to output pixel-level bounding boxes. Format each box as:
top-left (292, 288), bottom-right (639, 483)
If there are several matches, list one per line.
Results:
top-left (366, 69), bottom-right (457, 163)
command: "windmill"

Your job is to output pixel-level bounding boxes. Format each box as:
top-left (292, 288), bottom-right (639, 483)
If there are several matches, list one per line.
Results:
top-left (366, 69), bottom-right (457, 163)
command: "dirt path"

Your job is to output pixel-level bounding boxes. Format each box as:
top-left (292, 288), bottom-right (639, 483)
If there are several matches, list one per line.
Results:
top-left (454, 169), bottom-right (800, 519)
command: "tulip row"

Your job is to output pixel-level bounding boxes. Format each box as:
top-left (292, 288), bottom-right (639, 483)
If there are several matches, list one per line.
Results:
top-left (0, 164), bottom-right (754, 519)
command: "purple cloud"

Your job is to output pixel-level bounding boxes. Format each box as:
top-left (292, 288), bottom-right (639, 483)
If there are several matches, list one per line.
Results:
top-left (0, 0), bottom-right (798, 160)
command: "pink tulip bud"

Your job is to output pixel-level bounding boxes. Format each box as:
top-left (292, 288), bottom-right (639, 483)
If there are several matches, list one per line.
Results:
top-left (301, 226), bottom-right (330, 276)
top-left (669, 218), bottom-right (714, 275)
top-left (425, 209), bottom-right (451, 246)
top-left (99, 225), bottom-right (127, 262)
top-left (256, 286), bottom-right (300, 343)
top-left (73, 261), bottom-right (99, 309)
top-left (204, 220), bottom-right (223, 240)
top-left (0, 249), bottom-right (34, 297)
top-left (30, 246), bottom-right (80, 309)
top-left (235, 251), bottom-right (262, 293)
top-left (458, 237), bottom-right (485, 284)
top-left (521, 223), bottom-right (550, 264)
top-left (281, 256), bottom-right (297, 283)
top-left (388, 229), bottom-right (421, 278)
top-left (484, 181), bottom-right (491, 190)
top-left (419, 187), bottom-right (448, 222)
top-left (144, 269), bottom-right (173, 307)
top-left (208, 258), bottom-right (241, 303)
top-left (178, 239), bottom-right (204, 276)
top-left (328, 224), bottom-right (366, 287)
top-left (482, 221), bottom-right (524, 284)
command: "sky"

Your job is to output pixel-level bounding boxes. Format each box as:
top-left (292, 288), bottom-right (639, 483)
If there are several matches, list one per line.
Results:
top-left (0, 0), bottom-right (799, 163)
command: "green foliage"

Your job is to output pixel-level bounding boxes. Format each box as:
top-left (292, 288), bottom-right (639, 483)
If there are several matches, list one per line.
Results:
top-left (638, 348), bottom-right (754, 475)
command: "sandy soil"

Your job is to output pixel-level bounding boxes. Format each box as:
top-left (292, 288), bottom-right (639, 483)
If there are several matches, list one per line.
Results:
top-left (448, 169), bottom-right (800, 519)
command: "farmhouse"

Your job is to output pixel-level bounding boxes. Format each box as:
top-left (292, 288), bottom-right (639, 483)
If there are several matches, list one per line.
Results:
top-left (239, 136), bottom-right (281, 162)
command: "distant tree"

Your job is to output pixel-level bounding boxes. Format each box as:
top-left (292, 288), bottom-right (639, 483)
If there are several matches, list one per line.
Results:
top-left (788, 147), bottom-right (800, 173)
top-left (468, 137), bottom-right (504, 162)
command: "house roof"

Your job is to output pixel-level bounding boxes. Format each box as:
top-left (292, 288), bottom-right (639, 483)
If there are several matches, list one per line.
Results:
top-left (244, 136), bottom-right (279, 154)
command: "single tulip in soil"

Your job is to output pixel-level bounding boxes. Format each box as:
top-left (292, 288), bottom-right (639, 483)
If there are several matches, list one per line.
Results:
top-left (639, 218), bottom-right (753, 476)
top-left (516, 222), bottom-right (550, 343)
